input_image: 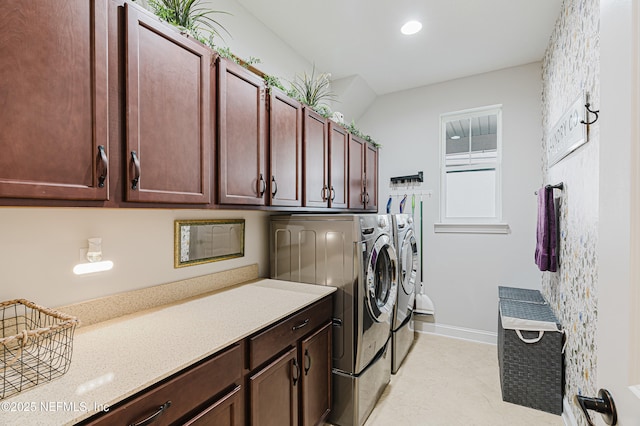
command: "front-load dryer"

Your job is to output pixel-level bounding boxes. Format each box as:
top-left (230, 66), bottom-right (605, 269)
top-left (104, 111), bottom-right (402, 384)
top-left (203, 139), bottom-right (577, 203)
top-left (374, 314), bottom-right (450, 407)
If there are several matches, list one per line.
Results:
top-left (391, 213), bottom-right (418, 373)
top-left (270, 214), bottom-right (397, 426)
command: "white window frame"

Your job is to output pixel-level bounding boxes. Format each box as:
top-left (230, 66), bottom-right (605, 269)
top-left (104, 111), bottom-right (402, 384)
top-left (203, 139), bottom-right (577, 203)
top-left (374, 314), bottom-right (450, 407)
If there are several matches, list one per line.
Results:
top-left (435, 105), bottom-right (508, 234)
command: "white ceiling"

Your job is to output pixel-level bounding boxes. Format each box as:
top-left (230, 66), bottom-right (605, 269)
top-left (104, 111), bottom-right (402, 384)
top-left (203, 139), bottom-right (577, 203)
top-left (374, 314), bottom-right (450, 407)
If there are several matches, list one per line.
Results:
top-left (235, 0), bottom-right (562, 95)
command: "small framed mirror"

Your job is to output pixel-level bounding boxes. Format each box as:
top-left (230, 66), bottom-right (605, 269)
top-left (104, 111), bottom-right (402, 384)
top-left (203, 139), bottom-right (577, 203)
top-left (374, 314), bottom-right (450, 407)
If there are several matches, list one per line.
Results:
top-left (174, 219), bottom-right (245, 268)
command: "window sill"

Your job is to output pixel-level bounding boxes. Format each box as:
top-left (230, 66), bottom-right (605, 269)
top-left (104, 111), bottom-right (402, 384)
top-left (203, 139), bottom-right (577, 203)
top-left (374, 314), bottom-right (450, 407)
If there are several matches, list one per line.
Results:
top-left (433, 223), bottom-right (510, 234)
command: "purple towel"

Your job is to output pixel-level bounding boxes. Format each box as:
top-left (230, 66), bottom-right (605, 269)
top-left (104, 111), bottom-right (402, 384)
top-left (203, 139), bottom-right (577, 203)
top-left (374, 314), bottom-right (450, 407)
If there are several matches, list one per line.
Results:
top-left (535, 186), bottom-right (558, 272)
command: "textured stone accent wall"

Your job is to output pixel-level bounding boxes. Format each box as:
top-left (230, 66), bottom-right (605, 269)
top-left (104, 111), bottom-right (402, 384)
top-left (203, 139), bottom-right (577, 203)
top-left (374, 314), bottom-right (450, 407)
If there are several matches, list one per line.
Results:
top-left (540, 0), bottom-right (599, 423)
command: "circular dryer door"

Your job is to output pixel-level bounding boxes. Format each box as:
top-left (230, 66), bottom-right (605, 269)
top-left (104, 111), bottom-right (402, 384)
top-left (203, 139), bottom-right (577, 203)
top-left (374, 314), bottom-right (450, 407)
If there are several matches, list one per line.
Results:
top-left (365, 234), bottom-right (398, 322)
top-left (400, 230), bottom-right (418, 296)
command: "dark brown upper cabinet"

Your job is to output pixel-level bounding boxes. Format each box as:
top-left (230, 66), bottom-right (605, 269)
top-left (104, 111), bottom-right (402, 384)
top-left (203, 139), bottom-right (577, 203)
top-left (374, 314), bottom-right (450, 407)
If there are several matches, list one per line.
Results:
top-left (124, 4), bottom-right (212, 204)
top-left (348, 134), bottom-right (378, 211)
top-left (302, 109), bottom-right (348, 209)
top-left (269, 89), bottom-right (303, 207)
top-left (365, 142), bottom-right (379, 211)
top-left (327, 123), bottom-right (349, 209)
top-left (217, 57), bottom-right (268, 206)
top-left (0, 0), bottom-right (109, 201)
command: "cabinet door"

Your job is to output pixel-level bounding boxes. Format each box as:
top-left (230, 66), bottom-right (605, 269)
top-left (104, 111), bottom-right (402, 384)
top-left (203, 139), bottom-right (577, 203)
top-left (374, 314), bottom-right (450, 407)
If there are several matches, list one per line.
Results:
top-left (218, 58), bottom-right (267, 205)
top-left (269, 90), bottom-right (302, 207)
top-left (347, 135), bottom-right (366, 210)
top-left (300, 323), bottom-right (332, 426)
top-left (183, 385), bottom-right (242, 426)
top-left (365, 144), bottom-right (379, 211)
top-left (124, 4), bottom-right (211, 204)
top-left (328, 123), bottom-right (348, 209)
top-left (0, 0), bottom-right (108, 201)
top-left (302, 108), bottom-right (329, 208)
top-left (250, 347), bottom-right (299, 426)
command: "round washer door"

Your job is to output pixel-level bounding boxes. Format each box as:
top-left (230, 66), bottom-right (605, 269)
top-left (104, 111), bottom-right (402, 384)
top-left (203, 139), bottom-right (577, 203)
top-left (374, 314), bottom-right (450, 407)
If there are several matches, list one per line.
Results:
top-left (365, 234), bottom-right (398, 322)
top-left (400, 230), bottom-right (418, 295)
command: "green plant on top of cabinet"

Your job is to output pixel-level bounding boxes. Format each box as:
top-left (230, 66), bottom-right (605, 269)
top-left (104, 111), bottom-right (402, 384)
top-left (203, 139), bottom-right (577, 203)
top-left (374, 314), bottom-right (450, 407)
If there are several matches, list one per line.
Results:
top-left (217, 57), bottom-right (268, 206)
top-left (302, 109), bottom-right (348, 209)
top-left (269, 88), bottom-right (303, 207)
top-left (124, 3), bottom-right (212, 204)
top-left (348, 134), bottom-right (378, 211)
top-left (0, 0), bottom-right (109, 201)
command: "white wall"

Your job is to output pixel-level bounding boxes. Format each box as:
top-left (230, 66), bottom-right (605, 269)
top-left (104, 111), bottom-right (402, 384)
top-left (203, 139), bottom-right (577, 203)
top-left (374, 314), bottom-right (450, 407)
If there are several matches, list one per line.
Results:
top-left (202, 0), bottom-right (314, 81)
top-left (358, 63), bottom-right (543, 335)
top-left (0, 208), bottom-right (270, 308)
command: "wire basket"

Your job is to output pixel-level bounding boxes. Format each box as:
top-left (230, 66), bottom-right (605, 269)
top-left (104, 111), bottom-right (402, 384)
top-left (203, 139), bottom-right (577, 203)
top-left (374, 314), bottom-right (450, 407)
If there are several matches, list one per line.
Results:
top-left (0, 299), bottom-right (79, 400)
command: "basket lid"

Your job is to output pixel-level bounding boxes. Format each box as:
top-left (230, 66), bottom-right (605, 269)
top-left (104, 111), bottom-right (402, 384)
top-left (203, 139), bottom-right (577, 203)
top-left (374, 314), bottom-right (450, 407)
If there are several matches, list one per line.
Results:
top-left (500, 299), bottom-right (560, 332)
top-left (498, 286), bottom-right (547, 304)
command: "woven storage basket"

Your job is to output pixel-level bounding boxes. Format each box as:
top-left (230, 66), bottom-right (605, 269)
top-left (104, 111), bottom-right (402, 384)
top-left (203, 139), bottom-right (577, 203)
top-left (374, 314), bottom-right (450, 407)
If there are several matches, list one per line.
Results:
top-left (498, 299), bottom-right (563, 415)
top-left (0, 299), bottom-right (79, 400)
top-left (497, 286), bottom-right (548, 375)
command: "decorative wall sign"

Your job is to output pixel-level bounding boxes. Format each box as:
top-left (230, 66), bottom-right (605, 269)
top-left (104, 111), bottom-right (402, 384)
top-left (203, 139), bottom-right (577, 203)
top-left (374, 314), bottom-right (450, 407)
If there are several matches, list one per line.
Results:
top-left (548, 93), bottom-right (588, 166)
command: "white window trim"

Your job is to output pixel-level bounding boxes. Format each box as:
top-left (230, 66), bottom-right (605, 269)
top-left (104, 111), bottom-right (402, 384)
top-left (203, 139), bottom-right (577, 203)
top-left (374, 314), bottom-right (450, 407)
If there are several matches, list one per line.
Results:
top-left (433, 222), bottom-right (510, 234)
top-left (439, 105), bottom-right (504, 228)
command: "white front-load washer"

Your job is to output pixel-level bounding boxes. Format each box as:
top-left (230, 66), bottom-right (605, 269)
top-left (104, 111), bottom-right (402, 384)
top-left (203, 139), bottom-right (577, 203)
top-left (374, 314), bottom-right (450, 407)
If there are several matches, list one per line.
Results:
top-left (391, 213), bottom-right (418, 373)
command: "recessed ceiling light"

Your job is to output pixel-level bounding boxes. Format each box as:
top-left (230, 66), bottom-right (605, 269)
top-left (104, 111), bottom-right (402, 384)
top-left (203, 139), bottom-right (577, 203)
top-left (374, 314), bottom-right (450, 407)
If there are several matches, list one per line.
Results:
top-left (401, 20), bottom-right (422, 35)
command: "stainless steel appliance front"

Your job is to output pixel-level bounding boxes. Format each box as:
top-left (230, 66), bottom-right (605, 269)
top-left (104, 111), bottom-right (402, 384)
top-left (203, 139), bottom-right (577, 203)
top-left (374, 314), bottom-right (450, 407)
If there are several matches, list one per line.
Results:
top-left (271, 214), bottom-right (397, 426)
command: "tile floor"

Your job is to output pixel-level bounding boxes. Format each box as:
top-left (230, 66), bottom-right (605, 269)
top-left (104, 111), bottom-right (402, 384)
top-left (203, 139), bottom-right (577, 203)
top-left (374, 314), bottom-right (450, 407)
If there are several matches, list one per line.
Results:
top-left (364, 333), bottom-right (565, 426)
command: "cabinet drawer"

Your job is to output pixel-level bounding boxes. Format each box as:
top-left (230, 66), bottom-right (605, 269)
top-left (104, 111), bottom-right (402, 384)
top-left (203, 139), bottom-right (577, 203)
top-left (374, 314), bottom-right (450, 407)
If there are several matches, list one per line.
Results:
top-left (83, 344), bottom-right (242, 426)
top-left (249, 296), bottom-right (332, 370)
top-left (182, 385), bottom-right (242, 426)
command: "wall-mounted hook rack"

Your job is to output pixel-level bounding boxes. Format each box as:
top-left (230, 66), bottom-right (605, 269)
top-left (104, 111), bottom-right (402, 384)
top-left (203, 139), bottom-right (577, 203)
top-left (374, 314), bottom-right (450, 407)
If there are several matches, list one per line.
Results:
top-left (390, 171), bottom-right (423, 185)
top-left (580, 103), bottom-right (599, 126)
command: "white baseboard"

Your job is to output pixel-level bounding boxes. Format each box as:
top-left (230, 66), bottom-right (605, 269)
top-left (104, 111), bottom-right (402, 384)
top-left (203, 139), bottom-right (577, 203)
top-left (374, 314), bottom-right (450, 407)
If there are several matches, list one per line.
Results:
top-left (562, 396), bottom-right (577, 426)
top-left (414, 321), bottom-right (498, 345)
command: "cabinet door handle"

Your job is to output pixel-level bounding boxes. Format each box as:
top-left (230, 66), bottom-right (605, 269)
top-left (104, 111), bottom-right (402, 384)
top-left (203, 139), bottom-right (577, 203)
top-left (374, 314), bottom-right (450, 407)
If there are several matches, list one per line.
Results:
top-left (129, 401), bottom-right (171, 426)
top-left (271, 176), bottom-right (278, 197)
top-left (130, 151), bottom-right (141, 190)
top-left (292, 318), bottom-right (309, 330)
top-left (330, 185), bottom-right (335, 201)
top-left (292, 357), bottom-right (300, 386)
top-left (258, 173), bottom-right (266, 197)
top-left (304, 348), bottom-right (311, 375)
top-left (97, 145), bottom-right (108, 188)
top-left (365, 192), bottom-right (370, 204)
top-left (321, 185), bottom-right (328, 201)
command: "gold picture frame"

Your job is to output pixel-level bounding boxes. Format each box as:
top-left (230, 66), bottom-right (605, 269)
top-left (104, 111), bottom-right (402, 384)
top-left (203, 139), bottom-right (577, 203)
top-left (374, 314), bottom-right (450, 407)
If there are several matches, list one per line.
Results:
top-left (174, 219), bottom-right (245, 268)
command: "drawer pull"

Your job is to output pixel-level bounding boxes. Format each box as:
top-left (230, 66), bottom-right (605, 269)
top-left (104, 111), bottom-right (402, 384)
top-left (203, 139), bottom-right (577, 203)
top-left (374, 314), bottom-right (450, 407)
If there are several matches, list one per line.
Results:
top-left (292, 319), bottom-right (309, 331)
top-left (129, 401), bottom-right (171, 426)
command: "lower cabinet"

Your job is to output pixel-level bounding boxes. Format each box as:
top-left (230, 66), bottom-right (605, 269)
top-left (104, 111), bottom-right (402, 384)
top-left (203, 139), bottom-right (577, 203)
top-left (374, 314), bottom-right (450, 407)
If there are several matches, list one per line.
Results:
top-left (249, 347), bottom-right (299, 426)
top-left (78, 297), bottom-right (332, 426)
top-left (183, 385), bottom-right (243, 426)
top-left (79, 343), bottom-right (243, 426)
top-left (248, 297), bottom-right (332, 426)
top-left (300, 323), bottom-right (332, 426)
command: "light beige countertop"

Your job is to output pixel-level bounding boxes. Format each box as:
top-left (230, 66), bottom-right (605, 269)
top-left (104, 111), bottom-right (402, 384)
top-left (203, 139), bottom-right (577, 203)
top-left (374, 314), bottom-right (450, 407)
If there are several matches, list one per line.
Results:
top-left (0, 279), bottom-right (335, 426)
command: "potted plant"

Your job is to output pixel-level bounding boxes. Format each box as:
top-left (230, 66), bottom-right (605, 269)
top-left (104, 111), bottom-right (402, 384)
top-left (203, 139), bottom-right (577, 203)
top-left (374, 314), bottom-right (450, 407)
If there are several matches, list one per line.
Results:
top-left (147, 0), bottom-right (230, 43)
top-left (288, 65), bottom-right (337, 111)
